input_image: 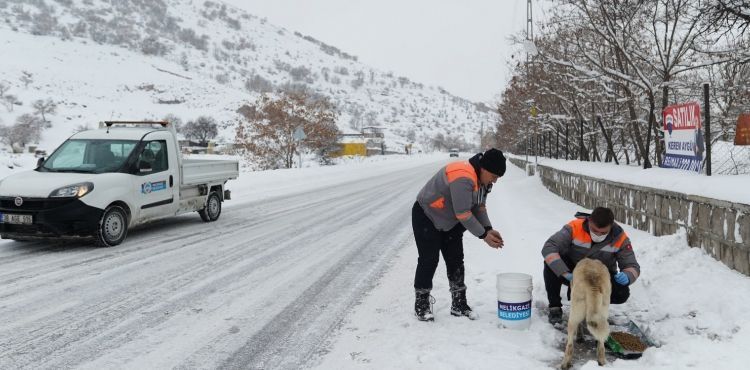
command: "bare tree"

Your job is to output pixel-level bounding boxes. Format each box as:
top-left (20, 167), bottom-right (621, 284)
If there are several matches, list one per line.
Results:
top-left (235, 91), bottom-right (339, 169)
top-left (20, 71), bottom-right (33, 88)
top-left (1, 114), bottom-right (43, 151)
top-left (2, 94), bottom-right (20, 112)
top-left (495, 0), bottom-right (747, 170)
top-left (32, 99), bottom-right (57, 123)
top-left (707, 0), bottom-right (750, 35)
top-left (183, 116), bottom-right (218, 146)
top-left (0, 82), bottom-right (13, 112)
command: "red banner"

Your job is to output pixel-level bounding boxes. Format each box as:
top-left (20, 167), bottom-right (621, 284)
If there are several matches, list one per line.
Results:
top-left (736, 113), bottom-right (750, 146)
top-left (663, 102), bottom-right (701, 131)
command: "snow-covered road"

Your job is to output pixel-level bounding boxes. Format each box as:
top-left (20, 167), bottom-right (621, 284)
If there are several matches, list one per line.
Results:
top-left (0, 155), bottom-right (444, 369)
top-left (3, 153), bottom-right (750, 370)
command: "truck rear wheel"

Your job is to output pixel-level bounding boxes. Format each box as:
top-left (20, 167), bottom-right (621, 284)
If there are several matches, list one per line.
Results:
top-left (95, 205), bottom-right (128, 247)
top-left (199, 192), bottom-right (222, 222)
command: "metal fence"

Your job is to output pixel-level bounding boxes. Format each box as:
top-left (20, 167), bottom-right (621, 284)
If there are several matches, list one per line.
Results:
top-left (514, 83), bottom-right (750, 176)
top-left (711, 140), bottom-right (750, 175)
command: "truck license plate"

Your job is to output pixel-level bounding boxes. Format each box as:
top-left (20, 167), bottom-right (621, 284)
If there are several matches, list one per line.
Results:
top-left (0, 213), bottom-right (32, 225)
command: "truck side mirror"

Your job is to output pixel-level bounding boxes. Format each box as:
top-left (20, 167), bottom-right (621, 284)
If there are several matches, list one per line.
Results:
top-left (36, 157), bottom-right (45, 169)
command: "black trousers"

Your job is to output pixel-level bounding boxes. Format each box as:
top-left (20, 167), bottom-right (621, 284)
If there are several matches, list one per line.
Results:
top-left (412, 202), bottom-right (467, 292)
top-left (543, 262), bottom-right (630, 308)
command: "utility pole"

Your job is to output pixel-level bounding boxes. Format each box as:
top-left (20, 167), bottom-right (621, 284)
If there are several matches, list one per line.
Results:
top-left (527, 0), bottom-right (533, 40)
top-left (527, 0), bottom-right (536, 167)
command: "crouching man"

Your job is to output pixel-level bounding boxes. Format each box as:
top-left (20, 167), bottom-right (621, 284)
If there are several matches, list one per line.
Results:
top-left (542, 207), bottom-right (641, 324)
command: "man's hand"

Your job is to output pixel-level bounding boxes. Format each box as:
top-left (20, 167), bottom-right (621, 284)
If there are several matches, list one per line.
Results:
top-left (484, 229), bottom-right (504, 249)
top-left (562, 272), bottom-right (573, 282)
top-left (614, 272), bottom-right (629, 286)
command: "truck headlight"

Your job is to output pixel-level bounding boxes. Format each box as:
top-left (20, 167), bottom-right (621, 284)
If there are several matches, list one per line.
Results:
top-left (49, 182), bottom-right (94, 198)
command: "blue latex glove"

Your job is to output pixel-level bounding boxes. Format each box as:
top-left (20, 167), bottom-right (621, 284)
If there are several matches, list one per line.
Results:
top-left (614, 272), bottom-right (629, 285)
top-left (562, 272), bottom-right (573, 282)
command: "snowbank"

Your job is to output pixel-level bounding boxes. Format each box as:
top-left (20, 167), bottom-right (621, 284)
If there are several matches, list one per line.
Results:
top-left (511, 154), bottom-right (750, 205)
top-left (314, 157), bottom-right (750, 369)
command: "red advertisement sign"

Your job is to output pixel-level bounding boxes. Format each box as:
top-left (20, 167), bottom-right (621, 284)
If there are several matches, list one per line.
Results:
top-left (662, 102), bottom-right (704, 172)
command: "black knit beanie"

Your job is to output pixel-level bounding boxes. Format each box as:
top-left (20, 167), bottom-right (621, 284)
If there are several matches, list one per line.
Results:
top-left (479, 148), bottom-right (506, 176)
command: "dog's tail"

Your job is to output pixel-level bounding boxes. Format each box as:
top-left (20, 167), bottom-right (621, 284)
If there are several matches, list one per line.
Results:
top-left (585, 294), bottom-right (604, 330)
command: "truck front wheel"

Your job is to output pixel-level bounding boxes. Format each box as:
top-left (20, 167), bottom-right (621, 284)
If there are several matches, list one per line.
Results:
top-left (199, 192), bottom-right (222, 222)
top-left (95, 205), bottom-right (128, 247)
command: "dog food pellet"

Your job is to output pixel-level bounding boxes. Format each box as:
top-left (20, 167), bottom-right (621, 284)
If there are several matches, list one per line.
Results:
top-left (610, 331), bottom-right (647, 352)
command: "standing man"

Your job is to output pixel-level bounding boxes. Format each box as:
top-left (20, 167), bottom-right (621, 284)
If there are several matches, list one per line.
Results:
top-left (541, 207), bottom-right (641, 324)
top-left (412, 148), bottom-right (506, 321)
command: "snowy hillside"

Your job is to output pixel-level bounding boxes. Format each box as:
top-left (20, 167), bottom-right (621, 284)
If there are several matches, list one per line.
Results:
top-left (0, 0), bottom-right (495, 154)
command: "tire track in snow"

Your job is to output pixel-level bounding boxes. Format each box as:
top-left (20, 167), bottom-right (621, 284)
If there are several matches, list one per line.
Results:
top-left (0, 160), bottom-right (442, 369)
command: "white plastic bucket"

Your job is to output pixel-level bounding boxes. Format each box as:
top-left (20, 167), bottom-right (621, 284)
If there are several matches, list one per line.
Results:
top-left (496, 273), bottom-right (533, 330)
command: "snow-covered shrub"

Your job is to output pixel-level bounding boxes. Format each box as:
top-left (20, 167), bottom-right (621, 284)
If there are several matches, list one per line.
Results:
top-left (245, 74), bottom-right (274, 93)
top-left (215, 73), bottom-right (229, 85)
top-left (274, 59), bottom-right (292, 72)
top-left (30, 8), bottom-right (57, 35)
top-left (334, 66), bottom-right (349, 75)
top-left (141, 36), bottom-right (169, 56)
top-left (178, 27), bottom-right (209, 51)
top-left (289, 66), bottom-right (313, 83)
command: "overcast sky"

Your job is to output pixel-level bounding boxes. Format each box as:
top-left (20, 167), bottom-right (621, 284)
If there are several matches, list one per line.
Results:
top-left (223, 0), bottom-right (549, 103)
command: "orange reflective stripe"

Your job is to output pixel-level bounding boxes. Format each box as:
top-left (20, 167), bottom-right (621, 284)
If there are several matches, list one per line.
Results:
top-left (613, 232), bottom-right (628, 249)
top-left (445, 162), bottom-right (478, 191)
top-left (456, 211), bottom-right (472, 220)
top-left (567, 218), bottom-right (592, 245)
top-left (430, 197), bottom-right (445, 209)
top-left (623, 267), bottom-right (639, 279)
top-left (545, 253), bottom-right (562, 264)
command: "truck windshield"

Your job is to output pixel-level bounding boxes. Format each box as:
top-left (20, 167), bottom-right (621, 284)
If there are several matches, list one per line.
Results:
top-left (41, 139), bottom-right (138, 173)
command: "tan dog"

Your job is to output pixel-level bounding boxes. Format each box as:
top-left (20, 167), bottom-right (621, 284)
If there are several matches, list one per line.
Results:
top-left (561, 258), bottom-right (611, 369)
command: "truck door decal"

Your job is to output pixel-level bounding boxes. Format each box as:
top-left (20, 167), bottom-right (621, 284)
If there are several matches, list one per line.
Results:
top-left (141, 180), bottom-right (167, 194)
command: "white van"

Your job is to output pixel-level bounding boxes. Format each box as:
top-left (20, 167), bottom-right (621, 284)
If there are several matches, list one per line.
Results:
top-left (0, 121), bottom-right (239, 246)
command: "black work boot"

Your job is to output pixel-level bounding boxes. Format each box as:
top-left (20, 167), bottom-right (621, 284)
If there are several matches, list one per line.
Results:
top-left (415, 290), bottom-right (434, 322)
top-left (450, 290), bottom-right (478, 320)
top-left (548, 306), bottom-right (563, 325)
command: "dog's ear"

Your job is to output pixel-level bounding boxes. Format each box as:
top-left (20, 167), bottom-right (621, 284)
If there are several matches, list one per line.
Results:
top-left (574, 211), bottom-right (590, 219)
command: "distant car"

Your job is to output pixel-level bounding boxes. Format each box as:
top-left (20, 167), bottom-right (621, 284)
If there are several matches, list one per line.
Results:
top-left (449, 148), bottom-right (459, 157)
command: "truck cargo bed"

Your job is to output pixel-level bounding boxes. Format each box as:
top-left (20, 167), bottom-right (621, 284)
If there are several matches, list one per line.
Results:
top-left (181, 159), bottom-right (239, 186)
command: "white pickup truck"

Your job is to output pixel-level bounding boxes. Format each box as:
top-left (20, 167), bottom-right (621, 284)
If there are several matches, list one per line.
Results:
top-left (0, 121), bottom-right (239, 246)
